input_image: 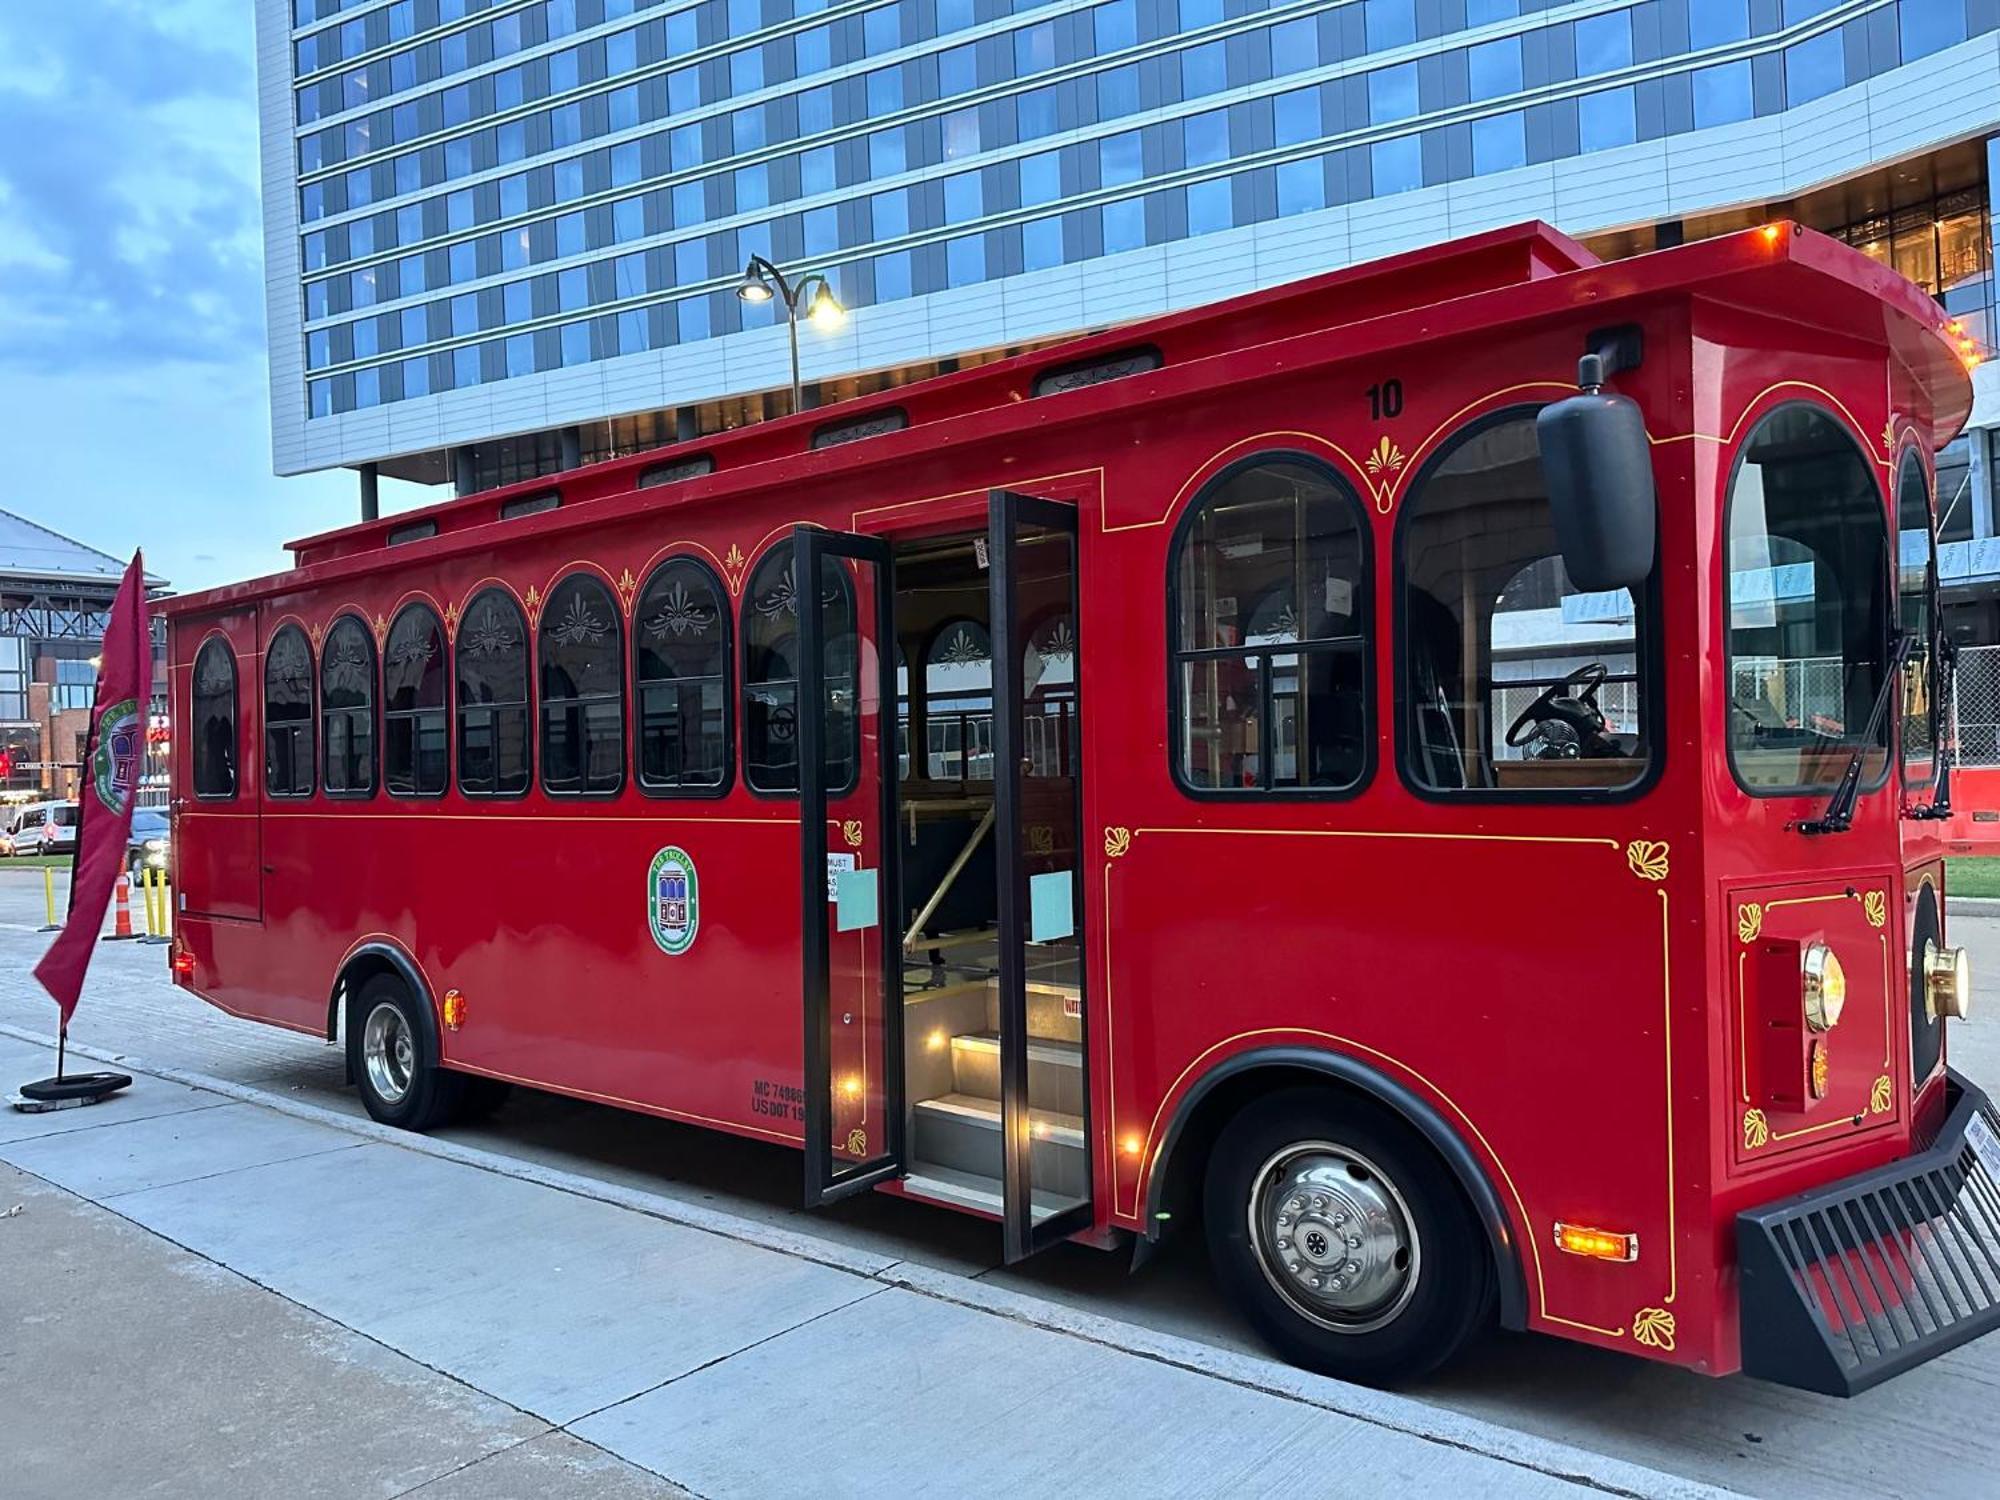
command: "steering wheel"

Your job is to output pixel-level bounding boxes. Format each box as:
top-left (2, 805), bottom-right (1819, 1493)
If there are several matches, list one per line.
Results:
top-left (1506, 662), bottom-right (1609, 750)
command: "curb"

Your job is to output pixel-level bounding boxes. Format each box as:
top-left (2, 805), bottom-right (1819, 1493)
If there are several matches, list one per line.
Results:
top-left (1947, 895), bottom-right (2000, 914)
top-left (1, 1021), bottom-right (1740, 1500)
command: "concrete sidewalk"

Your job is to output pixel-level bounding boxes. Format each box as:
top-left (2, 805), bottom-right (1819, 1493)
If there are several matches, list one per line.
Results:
top-left (0, 1031), bottom-right (1733, 1499)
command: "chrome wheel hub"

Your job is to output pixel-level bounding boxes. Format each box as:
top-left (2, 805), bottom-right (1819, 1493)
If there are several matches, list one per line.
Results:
top-left (362, 1001), bottom-right (416, 1106)
top-left (1248, 1141), bottom-right (1419, 1333)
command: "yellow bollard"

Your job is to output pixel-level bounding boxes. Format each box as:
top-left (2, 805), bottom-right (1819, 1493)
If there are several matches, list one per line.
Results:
top-left (38, 866), bottom-right (60, 933)
top-left (143, 866), bottom-right (156, 934)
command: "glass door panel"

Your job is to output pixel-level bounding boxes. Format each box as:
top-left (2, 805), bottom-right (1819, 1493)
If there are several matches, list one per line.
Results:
top-left (989, 491), bottom-right (1093, 1259)
top-left (798, 527), bottom-right (904, 1206)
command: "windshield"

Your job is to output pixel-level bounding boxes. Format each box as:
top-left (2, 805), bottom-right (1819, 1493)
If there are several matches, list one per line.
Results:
top-left (1725, 405), bottom-right (1890, 793)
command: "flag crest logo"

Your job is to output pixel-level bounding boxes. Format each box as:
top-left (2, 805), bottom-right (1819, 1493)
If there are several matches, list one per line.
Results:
top-left (91, 697), bottom-right (141, 815)
top-left (647, 846), bottom-right (699, 955)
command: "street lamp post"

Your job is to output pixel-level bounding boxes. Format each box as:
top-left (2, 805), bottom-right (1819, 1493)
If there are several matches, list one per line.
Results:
top-left (736, 255), bottom-right (846, 414)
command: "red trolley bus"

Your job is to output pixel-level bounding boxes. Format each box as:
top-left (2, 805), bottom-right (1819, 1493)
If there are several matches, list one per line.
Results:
top-left (168, 221), bottom-right (2000, 1393)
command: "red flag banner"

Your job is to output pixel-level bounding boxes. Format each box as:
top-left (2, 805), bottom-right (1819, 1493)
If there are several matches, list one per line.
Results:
top-left (35, 552), bottom-right (150, 1026)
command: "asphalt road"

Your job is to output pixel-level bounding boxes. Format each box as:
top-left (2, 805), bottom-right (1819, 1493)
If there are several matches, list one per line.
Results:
top-left (4, 868), bottom-right (1998, 1499)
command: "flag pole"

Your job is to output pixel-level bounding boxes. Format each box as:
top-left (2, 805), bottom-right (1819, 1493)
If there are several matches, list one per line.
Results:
top-left (15, 550), bottom-right (144, 1113)
top-left (53, 639), bottom-right (102, 1088)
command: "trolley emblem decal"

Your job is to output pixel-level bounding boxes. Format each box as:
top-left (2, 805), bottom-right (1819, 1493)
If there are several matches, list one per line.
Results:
top-left (647, 846), bottom-right (700, 956)
top-left (90, 697), bottom-right (142, 816)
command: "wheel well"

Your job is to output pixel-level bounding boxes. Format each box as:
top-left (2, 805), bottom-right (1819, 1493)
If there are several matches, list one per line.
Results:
top-left (328, 949), bottom-right (433, 1064)
top-left (1148, 1055), bottom-right (1527, 1330)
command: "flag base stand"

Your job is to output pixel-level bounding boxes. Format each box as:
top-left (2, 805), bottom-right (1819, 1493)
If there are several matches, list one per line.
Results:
top-left (10, 1072), bottom-right (132, 1113)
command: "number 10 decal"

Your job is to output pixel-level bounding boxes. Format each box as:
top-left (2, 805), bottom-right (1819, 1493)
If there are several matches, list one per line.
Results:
top-left (1367, 379), bottom-right (1404, 421)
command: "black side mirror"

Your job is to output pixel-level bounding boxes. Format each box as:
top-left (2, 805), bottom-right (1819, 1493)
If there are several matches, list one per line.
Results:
top-left (1538, 349), bottom-right (1657, 593)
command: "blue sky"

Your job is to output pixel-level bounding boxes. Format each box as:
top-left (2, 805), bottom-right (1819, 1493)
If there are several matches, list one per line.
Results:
top-left (0, 0), bottom-right (424, 596)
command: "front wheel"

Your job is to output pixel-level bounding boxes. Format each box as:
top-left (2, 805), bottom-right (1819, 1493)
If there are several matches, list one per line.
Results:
top-left (1204, 1088), bottom-right (1492, 1386)
top-left (347, 973), bottom-right (461, 1131)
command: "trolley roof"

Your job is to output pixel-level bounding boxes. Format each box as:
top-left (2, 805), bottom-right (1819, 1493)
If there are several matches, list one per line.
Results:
top-left (168, 219), bottom-right (1973, 618)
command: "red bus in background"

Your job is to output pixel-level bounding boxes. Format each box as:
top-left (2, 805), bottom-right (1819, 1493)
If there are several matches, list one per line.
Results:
top-left (166, 221), bottom-right (2000, 1393)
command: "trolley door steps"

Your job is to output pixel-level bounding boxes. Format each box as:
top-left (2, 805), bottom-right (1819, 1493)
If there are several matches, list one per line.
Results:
top-left (946, 1032), bottom-right (1085, 1117)
top-left (910, 1031), bottom-right (1088, 1202)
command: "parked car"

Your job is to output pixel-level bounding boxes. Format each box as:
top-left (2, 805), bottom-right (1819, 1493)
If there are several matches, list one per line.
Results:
top-left (0, 800), bottom-right (63, 857)
top-left (128, 808), bottom-right (170, 879)
top-left (36, 803), bottom-right (79, 855)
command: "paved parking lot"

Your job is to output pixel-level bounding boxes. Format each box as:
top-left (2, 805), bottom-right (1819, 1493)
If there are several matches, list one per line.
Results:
top-left (3, 868), bottom-right (1998, 1497)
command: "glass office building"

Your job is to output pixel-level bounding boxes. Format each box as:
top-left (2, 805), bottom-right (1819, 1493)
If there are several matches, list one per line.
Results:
top-left (261, 0), bottom-right (2000, 499)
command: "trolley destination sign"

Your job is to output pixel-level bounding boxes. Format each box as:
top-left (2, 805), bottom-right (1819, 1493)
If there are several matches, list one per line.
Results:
top-left (163, 221), bottom-right (1998, 1395)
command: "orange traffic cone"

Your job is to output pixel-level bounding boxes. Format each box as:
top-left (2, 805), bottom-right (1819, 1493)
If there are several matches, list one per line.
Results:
top-left (103, 873), bottom-right (137, 941)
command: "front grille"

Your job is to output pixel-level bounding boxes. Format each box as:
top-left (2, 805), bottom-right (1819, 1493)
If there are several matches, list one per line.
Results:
top-left (1738, 1073), bottom-right (2000, 1395)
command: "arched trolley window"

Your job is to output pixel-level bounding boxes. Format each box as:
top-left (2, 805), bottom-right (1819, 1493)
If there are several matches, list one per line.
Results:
top-left (540, 574), bottom-right (624, 796)
top-left (321, 615), bottom-right (378, 797)
top-left (743, 548), bottom-right (858, 794)
top-left (1170, 457), bottom-right (1371, 794)
top-left (634, 558), bottom-right (731, 794)
top-left (191, 637), bottom-right (238, 800)
top-left (1725, 404), bottom-right (1891, 795)
top-left (384, 603), bottom-right (448, 797)
top-left (1399, 411), bottom-right (1656, 797)
top-left (456, 589), bottom-right (530, 796)
top-left (264, 624), bottom-right (314, 799)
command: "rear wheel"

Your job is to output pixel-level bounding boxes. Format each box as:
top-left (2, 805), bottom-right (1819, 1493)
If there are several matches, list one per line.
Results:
top-left (1204, 1087), bottom-right (1492, 1386)
top-left (347, 972), bottom-right (461, 1131)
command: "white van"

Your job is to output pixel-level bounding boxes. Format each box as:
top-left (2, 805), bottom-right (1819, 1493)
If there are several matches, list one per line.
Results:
top-left (1, 800), bottom-right (64, 857)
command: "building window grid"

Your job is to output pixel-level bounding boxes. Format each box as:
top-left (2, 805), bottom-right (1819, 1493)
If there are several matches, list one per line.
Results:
top-left (304, 0), bottom-right (1976, 296)
top-left (293, 0), bottom-right (1075, 188)
top-left (298, 0), bottom-right (2000, 415)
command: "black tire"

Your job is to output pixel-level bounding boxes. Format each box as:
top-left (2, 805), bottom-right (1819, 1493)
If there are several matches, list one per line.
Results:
top-left (346, 972), bottom-right (462, 1131)
top-left (1204, 1087), bottom-right (1492, 1386)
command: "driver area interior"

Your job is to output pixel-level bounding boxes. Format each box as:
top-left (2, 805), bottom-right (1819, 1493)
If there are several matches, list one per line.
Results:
top-left (1402, 416), bottom-right (1649, 792)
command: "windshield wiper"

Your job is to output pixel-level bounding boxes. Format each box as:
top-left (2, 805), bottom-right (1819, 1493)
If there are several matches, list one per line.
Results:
top-left (1797, 631), bottom-right (1915, 836)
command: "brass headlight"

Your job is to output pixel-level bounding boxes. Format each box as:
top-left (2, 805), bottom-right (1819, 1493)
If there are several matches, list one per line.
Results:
top-left (1924, 941), bottom-right (1972, 1021)
top-left (1803, 942), bottom-right (1846, 1032)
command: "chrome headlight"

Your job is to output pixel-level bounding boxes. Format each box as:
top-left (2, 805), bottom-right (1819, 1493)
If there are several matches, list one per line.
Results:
top-left (1802, 941), bottom-right (1846, 1032)
top-left (1925, 941), bottom-right (1972, 1021)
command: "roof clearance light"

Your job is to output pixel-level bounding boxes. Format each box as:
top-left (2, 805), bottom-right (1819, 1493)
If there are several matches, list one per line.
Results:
top-left (1760, 223), bottom-right (1784, 245)
top-left (1554, 1222), bottom-right (1639, 1262)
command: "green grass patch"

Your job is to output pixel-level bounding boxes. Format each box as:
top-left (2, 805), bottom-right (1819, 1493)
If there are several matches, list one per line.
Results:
top-left (1946, 858), bottom-right (2000, 898)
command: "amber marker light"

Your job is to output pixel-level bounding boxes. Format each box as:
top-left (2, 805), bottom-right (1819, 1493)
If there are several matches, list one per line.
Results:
top-left (1759, 223), bottom-right (1784, 245)
top-left (1120, 1133), bottom-right (1143, 1157)
top-left (840, 1075), bottom-right (863, 1099)
top-left (1554, 1222), bottom-right (1639, 1263)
